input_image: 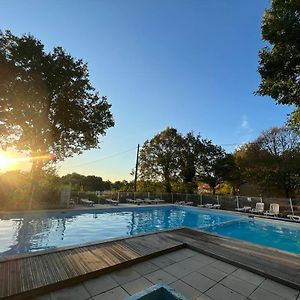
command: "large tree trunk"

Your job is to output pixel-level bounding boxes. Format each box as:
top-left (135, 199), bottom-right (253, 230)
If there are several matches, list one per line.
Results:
top-left (212, 186), bottom-right (216, 195)
top-left (28, 153), bottom-right (44, 209)
top-left (164, 180), bottom-right (172, 193)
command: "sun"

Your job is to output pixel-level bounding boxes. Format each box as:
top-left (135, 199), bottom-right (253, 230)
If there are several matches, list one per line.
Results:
top-left (0, 154), bottom-right (10, 170)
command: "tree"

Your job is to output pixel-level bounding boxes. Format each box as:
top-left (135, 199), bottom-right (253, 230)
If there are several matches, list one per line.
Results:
top-left (178, 132), bottom-right (205, 193)
top-left (237, 127), bottom-right (300, 197)
top-left (139, 127), bottom-right (183, 192)
top-left (0, 31), bottom-right (114, 188)
top-left (196, 141), bottom-right (233, 195)
top-left (256, 0), bottom-right (300, 126)
top-left (60, 173), bottom-right (111, 191)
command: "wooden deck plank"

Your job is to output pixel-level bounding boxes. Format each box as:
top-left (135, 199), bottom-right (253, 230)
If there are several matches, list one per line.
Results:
top-left (0, 232), bottom-right (184, 299)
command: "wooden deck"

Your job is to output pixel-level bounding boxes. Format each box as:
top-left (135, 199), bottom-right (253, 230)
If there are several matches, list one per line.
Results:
top-left (1, 227), bottom-right (299, 299)
top-left (0, 231), bottom-right (185, 299)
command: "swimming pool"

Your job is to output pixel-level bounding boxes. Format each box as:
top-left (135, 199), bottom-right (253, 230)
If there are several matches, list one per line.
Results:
top-left (0, 206), bottom-right (299, 256)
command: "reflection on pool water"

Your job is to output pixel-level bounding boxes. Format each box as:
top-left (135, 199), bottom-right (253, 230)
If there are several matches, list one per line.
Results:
top-left (0, 206), bottom-right (299, 256)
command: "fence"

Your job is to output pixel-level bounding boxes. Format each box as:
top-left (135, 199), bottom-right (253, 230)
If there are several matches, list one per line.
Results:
top-left (71, 191), bottom-right (300, 218)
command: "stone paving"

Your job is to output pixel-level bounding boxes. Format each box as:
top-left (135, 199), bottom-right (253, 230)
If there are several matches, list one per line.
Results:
top-left (35, 249), bottom-right (300, 300)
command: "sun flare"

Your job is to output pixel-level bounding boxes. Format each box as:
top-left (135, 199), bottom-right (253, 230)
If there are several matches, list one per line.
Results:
top-left (0, 155), bottom-right (10, 170)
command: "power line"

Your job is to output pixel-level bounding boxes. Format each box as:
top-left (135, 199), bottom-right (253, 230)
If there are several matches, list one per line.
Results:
top-left (63, 146), bottom-right (137, 169)
top-left (220, 143), bottom-right (241, 146)
top-left (61, 142), bottom-right (245, 170)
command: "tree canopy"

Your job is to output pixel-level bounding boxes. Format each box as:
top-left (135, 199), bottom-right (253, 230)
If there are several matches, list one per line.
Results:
top-left (0, 31), bottom-right (114, 175)
top-left (138, 127), bottom-right (234, 194)
top-left (196, 141), bottom-right (236, 195)
top-left (139, 127), bottom-right (183, 192)
top-left (236, 127), bottom-right (300, 197)
top-left (256, 0), bottom-right (300, 126)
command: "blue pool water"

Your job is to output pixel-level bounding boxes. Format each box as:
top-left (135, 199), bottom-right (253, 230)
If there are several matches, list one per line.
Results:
top-left (0, 206), bottom-right (299, 256)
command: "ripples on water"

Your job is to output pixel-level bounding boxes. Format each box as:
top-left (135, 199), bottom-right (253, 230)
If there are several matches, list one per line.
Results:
top-left (0, 207), bottom-right (299, 256)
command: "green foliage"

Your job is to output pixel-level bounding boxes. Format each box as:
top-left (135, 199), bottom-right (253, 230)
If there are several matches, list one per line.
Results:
top-left (61, 172), bottom-right (112, 191)
top-left (256, 0), bottom-right (300, 125)
top-left (196, 141), bottom-right (236, 195)
top-left (179, 132), bottom-right (206, 193)
top-left (0, 31), bottom-right (114, 171)
top-left (236, 127), bottom-right (300, 197)
top-left (139, 127), bottom-right (183, 192)
top-left (139, 127), bottom-right (236, 194)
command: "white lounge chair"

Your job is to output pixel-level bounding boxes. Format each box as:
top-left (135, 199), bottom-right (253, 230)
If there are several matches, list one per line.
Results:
top-left (235, 206), bottom-right (251, 212)
top-left (80, 198), bottom-right (94, 207)
top-left (154, 198), bottom-right (165, 204)
top-left (127, 198), bottom-right (144, 205)
top-left (287, 214), bottom-right (300, 221)
top-left (264, 203), bottom-right (280, 217)
top-left (250, 202), bottom-right (264, 214)
top-left (144, 198), bottom-right (160, 204)
top-left (287, 198), bottom-right (300, 221)
top-left (175, 201), bottom-right (185, 205)
top-left (105, 199), bottom-right (119, 206)
top-left (175, 201), bottom-right (193, 206)
top-left (211, 204), bottom-right (221, 209)
top-left (198, 203), bottom-right (213, 208)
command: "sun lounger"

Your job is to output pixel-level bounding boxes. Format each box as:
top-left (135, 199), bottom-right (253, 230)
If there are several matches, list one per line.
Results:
top-left (287, 198), bottom-right (300, 221)
top-left (80, 199), bottom-right (94, 207)
top-left (235, 206), bottom-right (251, 212)
top-left (175, 201), bottom-right (193, 206)
top-left (105, 199), bottom-right (119, 206)
top-left (154, 198), bottom-right (165, 204)
top-left (250, 202), bottom-right (264, 214)
top-left (211, 204), bottom-right (221, 209)
top-left (287, 214), bottom-right (300, 221)
top-left (144, 198), bottom-right (157, 204)
top-left (67, 199), bottom-right (75, 208)
top-left (264, 203), bottom-right (279, 217)
top-left (126, 198), bottom-right (144, 205)
top-left (198, 204), bottom-right (213, 208)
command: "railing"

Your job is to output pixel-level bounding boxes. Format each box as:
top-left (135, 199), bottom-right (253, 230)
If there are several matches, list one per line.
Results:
top-left (83, 192), bottom-right (300, 218)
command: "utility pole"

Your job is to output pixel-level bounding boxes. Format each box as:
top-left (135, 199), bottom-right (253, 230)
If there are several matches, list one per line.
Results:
top-left (134, 144), bottom-right (140, 192)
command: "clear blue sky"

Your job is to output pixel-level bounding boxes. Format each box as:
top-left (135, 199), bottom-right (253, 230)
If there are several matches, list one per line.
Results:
top-left (0, 0), bottom-right (292, 181)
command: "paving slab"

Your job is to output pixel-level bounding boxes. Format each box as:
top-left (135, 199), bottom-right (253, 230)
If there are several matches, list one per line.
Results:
top-left (231, 268), bottom-right (265, 286)
top-left (195, 293), bottom-right (213, 300)
top-left (148, 254), bottom-right (175, 268)
top-left (220, 274), bottom-right (257, 297)
top-left (131, 261), bottom-right (159, 275)
top-left (145, 269), bottom-right (177, 284)
top-left (249, 287), bottom-right (288, 300)
top-left (50, 283), bottom-right (90, 300)
top-left (163, 258), bottom-right (200, 277)
top-left (111, 268), bottom-right (141, 285)
top-left (205, 283), bottom-right (246, 300)
top-left (122, 277), bottom-right (153, 295)
top-left (170, 279), bottom-right (201, 299)
top-left (83, 274), bottom-right (118, 296)
top-left (166, 248), bottom-right (197, 262)
top-left (259, 279), bottom-right (300, 300)
top-left (191, 253), bottom-right (217, 265)
top-left (197, 265), bottom-right (228, 282)
top-left (210, 260), bottom-right (238, 274)
top-left (181, 271), bottom-right (216, 293)
top-left (92, 286), bottom-right (129, 300)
